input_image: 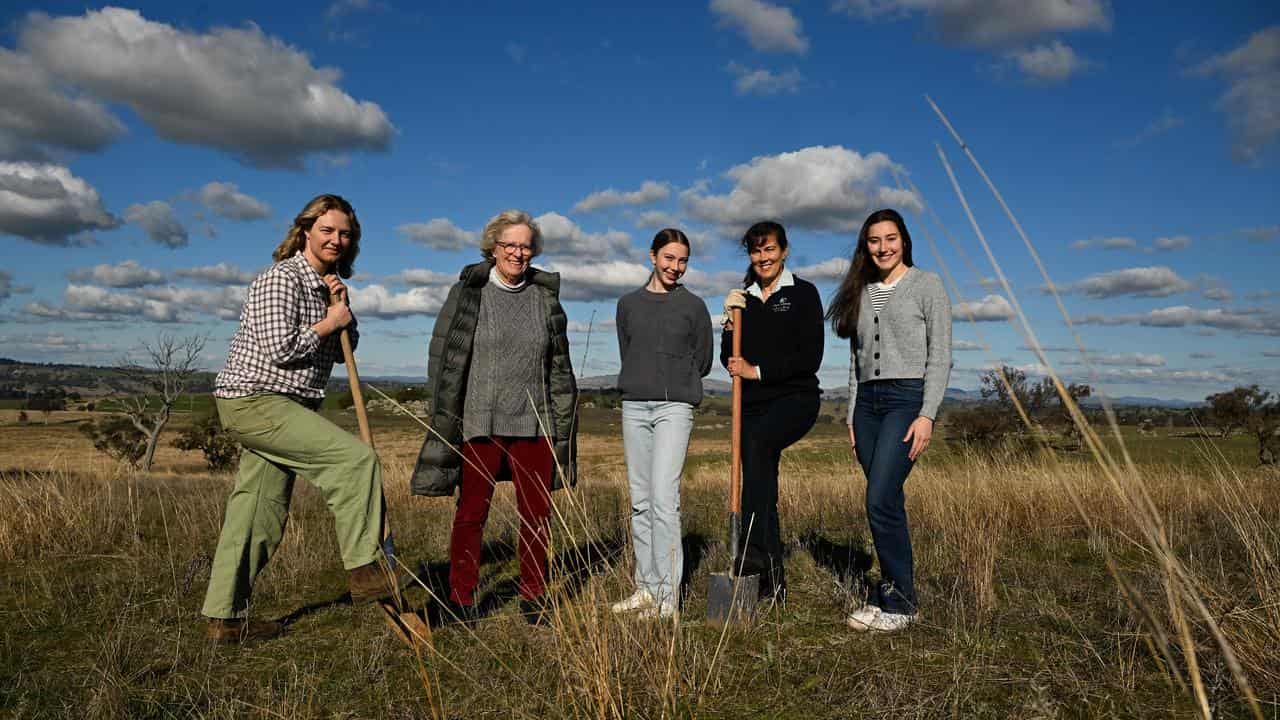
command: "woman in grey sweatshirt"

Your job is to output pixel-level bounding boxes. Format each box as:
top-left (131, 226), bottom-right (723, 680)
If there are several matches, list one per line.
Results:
top-left (826, 208), bottom-right (952, 633)
top-left (611, 228), bottom-right (714, 619)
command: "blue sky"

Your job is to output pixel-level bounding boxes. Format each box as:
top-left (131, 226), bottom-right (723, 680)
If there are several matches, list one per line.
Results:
top-left (1, 1), bottom-right (1277, 402)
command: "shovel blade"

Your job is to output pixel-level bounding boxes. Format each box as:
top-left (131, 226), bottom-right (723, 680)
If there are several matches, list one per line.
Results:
top-left (706, 571), bottom-right (759, 625)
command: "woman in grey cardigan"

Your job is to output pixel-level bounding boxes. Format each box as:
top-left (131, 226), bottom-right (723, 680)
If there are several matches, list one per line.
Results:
top-left (611, 229), bottom-right (714, 620)
top-left (827, 208), bottom-right (951, 633)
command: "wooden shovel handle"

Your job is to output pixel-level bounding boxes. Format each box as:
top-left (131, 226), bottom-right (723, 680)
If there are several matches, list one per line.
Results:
top-left (329, 292), bottom-right (373, 448)
top-left (729, 307), bottom-right (742, 515)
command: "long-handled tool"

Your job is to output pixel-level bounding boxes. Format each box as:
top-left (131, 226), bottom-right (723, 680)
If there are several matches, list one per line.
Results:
top-left (333, 301), bottom-right (432, 650)
top-left (706, 307), bottom-right (759, 625)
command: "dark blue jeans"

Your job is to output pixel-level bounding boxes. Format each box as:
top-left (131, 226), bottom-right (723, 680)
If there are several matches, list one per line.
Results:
top-left (852, 378), bottom-right (924, 614)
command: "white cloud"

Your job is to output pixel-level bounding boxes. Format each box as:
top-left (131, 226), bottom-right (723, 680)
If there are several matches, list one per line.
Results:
top-left (350, 284), bottom-right (450, 319)
top-left (396, 218), bottom-right (478, 250)
top-left (1202, 287), bottom-right (1232, 303)
top-left (710, 0), bottom-right (809, 54)
top-left (542, 260), bottom-right (650, 301)
top-left (1119, 109), bottom-right (1185, 148)
top-left (1006, 40), bottom-right (1091, 83)
top-left (55, 284), bottom-right (185, 323)
top-left (953, 339), bottom-right (983, 351)
top-left (567, 318), bottom-right (617, 334)
top-left (125, 201), bottom-right (188, 248)
top-left (0, 270), bottom-right (31, 305)
top-left (792, 257), bottom-right (850, 281)
top-left (953, 294), bottom-right (1014, 321)
top-left (0, 47), bottom-right (126, 161)
top-left (725, 62), bottom-right (803, 95)
top-left (197, 182), bottom-right (271, 221)
top-left (1240, 224), bottom-right (1279, 242)
top-left (1061, 266), bottom-right (1191, 298)
top-left (0, 161), bottom-right (119, 245)
top-left (1191, 26), bottom-right (1280, 163)
top-left (1075, 305), bottom-right (1280, 336)
top-left (67, 260), bottom-right (164, 288)
top-left (536, 212), bottom-right (635, 258)
top-left (20, 7), bottom-right (395, 168)
top-left (681, 145), bottom-right (919, 235)
top-left (0, 332), bottom-right (114, 355)
top-left (386, 268), bottom-right (456, 286)
top-left (325, 0), bottom-right (383, 19)
top-left (833, 0), bottom-right (1111, 47)
top-left (1070, 236), bottom-right (1137, 251)
top-left (1152, 235), bottom-right (1191, 252)
top-left (1062, 352), bottom-right (1167, 367)
top-left (635, 210), bottom-right (681, 229)
top-left (572, 180), bottom-right (671, 213)
top-left (137, 285), bottom-right (246, 319)
top-left (173, 262), bottom-right (257, 286)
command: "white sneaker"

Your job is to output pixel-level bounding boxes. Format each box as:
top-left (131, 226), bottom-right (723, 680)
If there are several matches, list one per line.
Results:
top-left (637, 601), bottom-right (678, 621)
top-left (610, 588), bottom-right (656, 613)
top-left (864, 611), bottom-right (918, 632)
top-left (846, 604), bottom-right (882, 631)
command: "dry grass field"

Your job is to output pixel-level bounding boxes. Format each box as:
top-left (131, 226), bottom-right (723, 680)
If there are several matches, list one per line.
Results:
top-left (1, 405), bottom-right (1278, 718)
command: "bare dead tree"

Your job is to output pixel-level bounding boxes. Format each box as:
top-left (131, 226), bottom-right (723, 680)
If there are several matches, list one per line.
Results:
top-left (114, 334), bottom-right (207, 472)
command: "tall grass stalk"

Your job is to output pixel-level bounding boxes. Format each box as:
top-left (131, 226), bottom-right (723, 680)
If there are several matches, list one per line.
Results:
top-left (925, 96), bottom-right (1264, 717)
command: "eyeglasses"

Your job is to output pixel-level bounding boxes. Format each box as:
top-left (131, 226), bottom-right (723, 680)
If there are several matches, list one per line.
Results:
top-left (496, 240), bottom-right (534, 256)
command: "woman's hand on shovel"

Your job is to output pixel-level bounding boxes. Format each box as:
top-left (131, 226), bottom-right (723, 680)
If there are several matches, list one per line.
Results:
top-left (315, 275), bottom-right (352, 337)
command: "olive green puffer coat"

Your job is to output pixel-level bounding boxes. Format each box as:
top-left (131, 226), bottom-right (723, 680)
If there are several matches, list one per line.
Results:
top-left (410, 261), bottom-right (578, 496)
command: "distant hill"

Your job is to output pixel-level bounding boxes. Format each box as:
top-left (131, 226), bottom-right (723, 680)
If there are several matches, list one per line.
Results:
top-left (575, 373), bottom-right (1202, 408)
top-left (0, 357), bottom-right (216, 397)
top-left (0, 359), bottom-right (1205, 408)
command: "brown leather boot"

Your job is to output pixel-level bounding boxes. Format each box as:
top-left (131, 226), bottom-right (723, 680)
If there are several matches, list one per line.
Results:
top-left (206, 618), bottom-right (283, 644)
top-left (348, 561), bottom-right (411, 605)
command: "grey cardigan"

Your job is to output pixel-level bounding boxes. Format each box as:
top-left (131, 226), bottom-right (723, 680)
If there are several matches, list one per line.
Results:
top-left (847, 267), bottom-right (952, 423)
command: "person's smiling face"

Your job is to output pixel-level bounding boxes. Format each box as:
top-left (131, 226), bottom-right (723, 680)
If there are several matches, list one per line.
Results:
top-left (748, 234), bottom-right (787, 287)
top-left (650, 240), bottom-right (690, 290)
top-left (866, 220), bottom-right (905, 279)
top-left (302, 209), bottom-right (352, 273)
top-left (494, 224), bottom-right (534, 284)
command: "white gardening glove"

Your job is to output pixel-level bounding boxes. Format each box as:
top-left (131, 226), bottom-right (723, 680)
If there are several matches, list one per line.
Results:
top-left (723, 289), bottom-right (747, 314)
top-left (722, 289), bottom-right (747, 330)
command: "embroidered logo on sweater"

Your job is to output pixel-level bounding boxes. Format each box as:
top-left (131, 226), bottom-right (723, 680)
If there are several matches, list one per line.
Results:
top-left (771, 297), bottom-right (791, 313)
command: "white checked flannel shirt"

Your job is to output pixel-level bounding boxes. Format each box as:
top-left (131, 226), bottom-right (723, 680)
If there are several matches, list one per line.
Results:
top-left (214, 253), bottom-right (358, 401)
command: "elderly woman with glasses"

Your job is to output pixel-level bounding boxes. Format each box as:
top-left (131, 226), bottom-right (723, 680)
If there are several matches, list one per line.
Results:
top-left (410, 209), bottom-right (578, 626)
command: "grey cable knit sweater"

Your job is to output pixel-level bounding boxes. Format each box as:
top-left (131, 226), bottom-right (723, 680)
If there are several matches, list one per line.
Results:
top-left (846, 267), bottom-right (952, 423)
top-left (463, 280), bottom-right (551, 440)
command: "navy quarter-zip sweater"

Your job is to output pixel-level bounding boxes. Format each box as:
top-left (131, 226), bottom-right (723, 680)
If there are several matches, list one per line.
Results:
top-left (720, 275), bottom-right (825, 407)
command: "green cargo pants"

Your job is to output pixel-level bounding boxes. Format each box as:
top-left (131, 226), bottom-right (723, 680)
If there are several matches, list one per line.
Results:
top-left (202, 393), bottom-right (385, 619)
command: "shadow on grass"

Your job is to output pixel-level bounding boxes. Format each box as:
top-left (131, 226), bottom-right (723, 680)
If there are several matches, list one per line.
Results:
top-left (800, 530), bottom-right (874, 599)
top-left (681, 532), bottom-right (713, 595)
top-left (552, 535), bottom-right (626, 603)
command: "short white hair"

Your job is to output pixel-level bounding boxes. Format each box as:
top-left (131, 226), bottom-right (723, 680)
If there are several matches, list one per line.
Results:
top-left (480, 209), bottom-right (542, 261)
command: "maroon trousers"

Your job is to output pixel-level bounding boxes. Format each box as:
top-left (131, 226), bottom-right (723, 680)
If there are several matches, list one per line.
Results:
top-left (449, 436), bottom-right (554, 606)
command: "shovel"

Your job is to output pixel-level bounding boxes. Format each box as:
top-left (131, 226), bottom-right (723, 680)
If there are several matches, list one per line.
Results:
top-left (332, 296), bottom-right (433, 651)
top-left (706, 307), bottom-right (759, 625)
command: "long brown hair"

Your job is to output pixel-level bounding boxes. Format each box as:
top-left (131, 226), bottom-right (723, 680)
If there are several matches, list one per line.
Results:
top-left (740, 220), bottom-right (788, 287)
top-left (272, 194), bottom-right (362, 278)
top-left (826, 208), bottom-right (914, 339)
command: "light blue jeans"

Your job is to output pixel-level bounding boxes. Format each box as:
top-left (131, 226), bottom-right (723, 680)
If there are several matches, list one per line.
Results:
top-left (622, 400), bottom-right (694, 607)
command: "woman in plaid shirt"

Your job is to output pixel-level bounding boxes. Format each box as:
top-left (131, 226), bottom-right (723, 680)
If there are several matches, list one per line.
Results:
top-left (202, 194), bottom-right (400, 644)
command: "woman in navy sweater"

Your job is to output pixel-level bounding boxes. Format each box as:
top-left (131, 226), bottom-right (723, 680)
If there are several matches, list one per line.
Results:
top-left (721, 220), bottom-right (825, 602)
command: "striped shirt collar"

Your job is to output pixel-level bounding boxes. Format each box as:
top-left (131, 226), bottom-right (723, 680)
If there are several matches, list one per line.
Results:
top-left (288, 252), bottom-right (328, 291)
top-left (747, 267), bottom-right (794, 300)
